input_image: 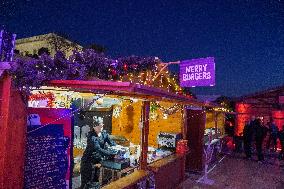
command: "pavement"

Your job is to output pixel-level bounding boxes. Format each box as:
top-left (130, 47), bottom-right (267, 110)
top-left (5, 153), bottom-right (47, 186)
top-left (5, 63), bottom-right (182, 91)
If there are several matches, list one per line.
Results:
top-left (178, 152), bottom-right (284, 189)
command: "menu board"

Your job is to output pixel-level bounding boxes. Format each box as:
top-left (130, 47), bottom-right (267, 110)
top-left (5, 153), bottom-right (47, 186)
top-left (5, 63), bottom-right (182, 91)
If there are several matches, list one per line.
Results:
top-left (24, 124), bottom-right (69, 189)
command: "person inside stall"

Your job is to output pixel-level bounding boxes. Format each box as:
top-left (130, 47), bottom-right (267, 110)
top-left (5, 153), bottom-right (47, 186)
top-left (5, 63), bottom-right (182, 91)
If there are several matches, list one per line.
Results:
top-left (80, 116), bottom-right (117, 189)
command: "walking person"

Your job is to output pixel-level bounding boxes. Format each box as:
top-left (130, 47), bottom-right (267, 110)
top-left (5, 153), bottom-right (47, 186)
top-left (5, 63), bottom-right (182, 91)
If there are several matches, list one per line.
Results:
top-left (243, 120), bottom-right (254, 159)
top-left (254, 118), bottom-right (265, 162)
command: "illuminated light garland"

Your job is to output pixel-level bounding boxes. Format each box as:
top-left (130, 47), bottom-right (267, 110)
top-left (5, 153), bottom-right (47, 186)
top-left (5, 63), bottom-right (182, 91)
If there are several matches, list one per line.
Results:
top-left (27, 94), bottom-right (107, 134)
top-left (151, 102), bottom-right (182, 115)
top-left (113, 106), bottom-right (122, 118)
top-left (29, 92), bottom-right (55, 107)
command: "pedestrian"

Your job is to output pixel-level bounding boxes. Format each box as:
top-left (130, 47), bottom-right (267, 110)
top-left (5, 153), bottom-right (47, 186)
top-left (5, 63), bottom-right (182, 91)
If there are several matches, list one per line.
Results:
top-left (254, 118), bottom-right (265, 162)
top-left (266, 119), bottom-right (279, 152)
top-left (278, 126), bottom-right (284, 160)
top-left (243, 120), bottom-right (254, 159)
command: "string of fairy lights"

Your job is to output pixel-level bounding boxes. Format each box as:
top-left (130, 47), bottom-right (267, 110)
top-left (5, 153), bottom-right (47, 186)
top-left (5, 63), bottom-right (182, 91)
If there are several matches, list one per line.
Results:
top-left (115, 65), bottom-right (184, 95)
top-left (27, 89), bottom-right (234, 134)
top-left (27, 94), bottom-right (107, 133)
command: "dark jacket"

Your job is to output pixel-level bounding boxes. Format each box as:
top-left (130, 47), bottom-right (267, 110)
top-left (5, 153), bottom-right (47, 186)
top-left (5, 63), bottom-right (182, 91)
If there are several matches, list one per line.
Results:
top-left (243, 123), bottom-right (254, 142)
top-left (80, 130), bottom-right (116, 187)
top-left (82, 130), bottom-right (116, 163)
top-left (279, 129), bottom-right (284, 143)
top-left (270, 123), bottom-right (279, 136)
top-left (254, 122), bottom-right (265, 141)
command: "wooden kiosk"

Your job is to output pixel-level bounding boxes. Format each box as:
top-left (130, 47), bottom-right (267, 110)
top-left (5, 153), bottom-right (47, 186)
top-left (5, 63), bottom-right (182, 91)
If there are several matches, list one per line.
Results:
top-left (46, 80), bottom-right (210, 189)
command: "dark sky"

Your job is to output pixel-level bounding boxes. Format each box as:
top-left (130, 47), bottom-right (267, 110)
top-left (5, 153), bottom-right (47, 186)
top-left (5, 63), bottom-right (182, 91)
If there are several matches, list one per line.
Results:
top-left (1, 0), bottom-right (284, 97)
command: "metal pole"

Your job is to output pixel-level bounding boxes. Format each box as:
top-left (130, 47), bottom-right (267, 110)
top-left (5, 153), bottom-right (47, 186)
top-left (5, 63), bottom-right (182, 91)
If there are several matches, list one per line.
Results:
top-left (139, 100), bottom-right (150, 170)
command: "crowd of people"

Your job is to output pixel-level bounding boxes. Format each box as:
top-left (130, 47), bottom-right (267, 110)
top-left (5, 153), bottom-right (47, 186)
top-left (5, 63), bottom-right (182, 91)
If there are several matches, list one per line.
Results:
top-left (242, 116), bottom-right (284, 162)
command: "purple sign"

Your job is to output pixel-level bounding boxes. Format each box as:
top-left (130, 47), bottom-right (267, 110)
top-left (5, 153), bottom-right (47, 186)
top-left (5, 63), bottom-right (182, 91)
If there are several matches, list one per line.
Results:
top-left (179, 57), bottom-right (215, 87)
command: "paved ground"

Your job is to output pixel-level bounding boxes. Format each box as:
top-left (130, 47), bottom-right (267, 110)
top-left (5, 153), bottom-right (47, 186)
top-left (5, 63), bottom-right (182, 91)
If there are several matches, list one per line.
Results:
top-left (178, 153), bottom-right (284, 189)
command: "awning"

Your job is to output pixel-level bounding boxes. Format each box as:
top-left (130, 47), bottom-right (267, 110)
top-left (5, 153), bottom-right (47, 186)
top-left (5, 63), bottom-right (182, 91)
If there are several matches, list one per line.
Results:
top-left (48, 80), bottom-right (214, 107)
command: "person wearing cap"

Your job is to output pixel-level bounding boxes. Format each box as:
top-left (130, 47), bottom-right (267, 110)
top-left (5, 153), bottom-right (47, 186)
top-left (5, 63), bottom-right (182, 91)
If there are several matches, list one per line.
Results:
top-left (80, 116), bottom-right (117, 189)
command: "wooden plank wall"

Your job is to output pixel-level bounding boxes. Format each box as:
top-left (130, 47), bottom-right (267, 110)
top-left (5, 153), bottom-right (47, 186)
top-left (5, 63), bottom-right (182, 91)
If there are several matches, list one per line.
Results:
top-left (0, 74), bottom-right (27, 189)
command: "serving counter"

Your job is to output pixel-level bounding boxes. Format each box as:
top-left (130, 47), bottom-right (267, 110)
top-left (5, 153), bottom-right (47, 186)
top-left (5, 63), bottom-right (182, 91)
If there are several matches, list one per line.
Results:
top-left (102, 154), bottom-right (185, 189)
top-left (102, 170), bottom-right (149, 189)
top-left (148, 154), bottom-right (186, 189)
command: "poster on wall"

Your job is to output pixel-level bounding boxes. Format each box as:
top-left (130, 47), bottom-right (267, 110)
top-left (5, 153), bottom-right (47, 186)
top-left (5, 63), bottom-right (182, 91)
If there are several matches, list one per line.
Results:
top-left (25, 108), bottom-right (72, 189)
top-left (24, 123), bottom-right (69, 189)
top-left (179, 57), bottom-right (215, 87)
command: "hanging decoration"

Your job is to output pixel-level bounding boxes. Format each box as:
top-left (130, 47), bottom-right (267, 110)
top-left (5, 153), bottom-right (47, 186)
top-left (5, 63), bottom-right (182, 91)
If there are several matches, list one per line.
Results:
top-left (113, 106), bottom-right (122, 118)
top-left (8, 48), bottom-right (195, 97)
top-left (162, 113), bottom-right (168, 119)
top-left (150, 111), bottom-right (159, 121)
top-left (150, 102), bottom-right (159, 121)
top-left (28, 92), bottom-right (55, 107)
top-left (152, 102), bottom-right (182, 116)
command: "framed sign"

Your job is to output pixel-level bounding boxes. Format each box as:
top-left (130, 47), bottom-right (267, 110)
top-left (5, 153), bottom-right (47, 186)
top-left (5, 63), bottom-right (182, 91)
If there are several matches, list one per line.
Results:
top-left (179, 57), bottom-right (215, 87)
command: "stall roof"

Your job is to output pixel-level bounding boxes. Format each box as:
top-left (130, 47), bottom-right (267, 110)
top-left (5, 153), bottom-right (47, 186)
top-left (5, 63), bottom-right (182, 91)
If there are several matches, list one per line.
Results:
top-left (234, 85), bottom-right (284, 105)
top-left (236, 85), bottom-right (284, 100)
top-left (48, 80), bottom-right (215, 107)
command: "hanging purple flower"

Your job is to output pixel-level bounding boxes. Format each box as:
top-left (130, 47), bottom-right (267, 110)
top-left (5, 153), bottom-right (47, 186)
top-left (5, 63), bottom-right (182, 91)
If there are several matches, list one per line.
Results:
top-left (8, 48), bottom-right (160, 91)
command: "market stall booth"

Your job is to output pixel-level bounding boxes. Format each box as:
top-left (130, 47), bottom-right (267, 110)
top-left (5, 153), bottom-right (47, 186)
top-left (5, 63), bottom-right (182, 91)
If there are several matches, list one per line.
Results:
top-left (25, 79), bottom-right (208, 189)
top-left (235, 86), bottom-right (284, 136)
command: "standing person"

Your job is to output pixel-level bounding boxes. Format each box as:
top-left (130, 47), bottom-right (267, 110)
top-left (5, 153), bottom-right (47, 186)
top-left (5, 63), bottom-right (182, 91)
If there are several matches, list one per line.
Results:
top-left (254, 118), bottom-right (265, 162)
top-left (266, 119), bottom-right (279, 152)
top-left (243, 120), bottom-right (254, 159)
top-left (271, 119), bottom-right (279, 152)
top-left (278, 126), bottom-right (284, 160)
top-left (80, 116), bottom-right (117, 189)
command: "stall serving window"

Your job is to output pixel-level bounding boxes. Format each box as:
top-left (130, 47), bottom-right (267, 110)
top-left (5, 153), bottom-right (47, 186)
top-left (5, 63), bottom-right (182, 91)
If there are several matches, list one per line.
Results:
top-left (146, 102), bottom-right (183, 163)
top-left (72, 94), bottom-right (144, 187)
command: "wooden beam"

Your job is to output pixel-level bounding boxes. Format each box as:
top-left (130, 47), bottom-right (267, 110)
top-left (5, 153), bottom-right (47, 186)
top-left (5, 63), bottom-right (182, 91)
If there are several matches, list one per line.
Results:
top-left (214, 111), bottom-right (218, 137)
top-left (139, 101), bottom-right (150, 170)
top-left (151, 61), bottom-right (180, 83)
top-left (181, 105), bottom-right (187, 140)
top-left (0, 73), bottom-right (12, 189)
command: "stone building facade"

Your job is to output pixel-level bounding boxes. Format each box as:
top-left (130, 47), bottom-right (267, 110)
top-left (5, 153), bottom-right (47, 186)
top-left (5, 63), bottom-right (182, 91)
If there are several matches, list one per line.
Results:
top-left (15, 33), bottom-right (82, 58)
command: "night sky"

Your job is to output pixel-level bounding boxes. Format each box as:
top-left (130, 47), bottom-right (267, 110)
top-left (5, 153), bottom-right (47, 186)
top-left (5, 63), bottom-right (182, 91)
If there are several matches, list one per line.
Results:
top-left (1, 0), bottom-right (284, 97)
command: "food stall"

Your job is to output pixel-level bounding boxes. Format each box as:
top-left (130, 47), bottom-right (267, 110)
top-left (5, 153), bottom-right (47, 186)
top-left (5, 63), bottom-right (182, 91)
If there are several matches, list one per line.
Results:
top-left (1, 36), bottom-right (222, 188)
top-left (25, 79), bottom-right (209, 188)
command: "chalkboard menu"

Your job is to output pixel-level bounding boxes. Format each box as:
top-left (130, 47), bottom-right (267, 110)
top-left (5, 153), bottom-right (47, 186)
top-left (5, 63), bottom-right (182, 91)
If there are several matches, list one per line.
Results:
top-left (24, 124), bottom-right (69, 189)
